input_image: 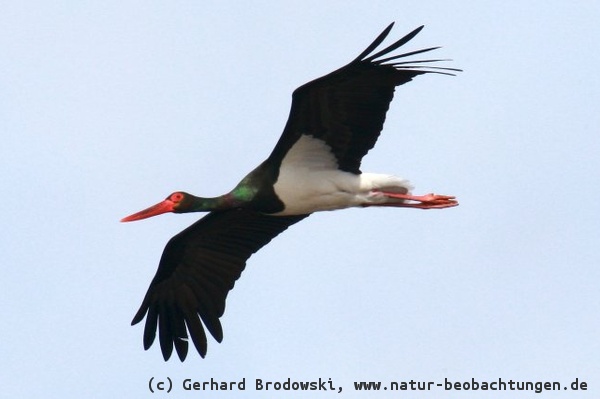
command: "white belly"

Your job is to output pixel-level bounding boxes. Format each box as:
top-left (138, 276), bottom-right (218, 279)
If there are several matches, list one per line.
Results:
top-left (272, 135), bottom-right (412, 215)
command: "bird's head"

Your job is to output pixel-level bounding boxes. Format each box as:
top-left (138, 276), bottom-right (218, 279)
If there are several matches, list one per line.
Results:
top-left (121, 191), bottom-right (193, 222)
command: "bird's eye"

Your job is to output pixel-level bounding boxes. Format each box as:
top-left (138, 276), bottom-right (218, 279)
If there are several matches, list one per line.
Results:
top-left (171, 192), bottom-right (184, 202)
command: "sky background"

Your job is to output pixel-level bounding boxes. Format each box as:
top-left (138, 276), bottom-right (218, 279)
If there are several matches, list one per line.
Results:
top-left (2, 1), bottom-right (599, 398)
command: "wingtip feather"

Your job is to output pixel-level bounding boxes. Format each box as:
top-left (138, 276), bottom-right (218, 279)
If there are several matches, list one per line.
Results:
top-left (352, 22), bottom-right (396, 62)
top-left (364, 25), bottom-right (426, 63)
top-left (131, 308), bottom-right (146, 326)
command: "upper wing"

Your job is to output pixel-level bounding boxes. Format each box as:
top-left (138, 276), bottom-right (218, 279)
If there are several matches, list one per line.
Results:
top-left (131, 209), bottom-right (308, 361)
top-left (268, 23), bottom-right (460, 174)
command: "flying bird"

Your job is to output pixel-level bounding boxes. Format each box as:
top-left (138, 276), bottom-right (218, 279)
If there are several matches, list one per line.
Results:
top-left (122, 23), bottom-right (460, 361)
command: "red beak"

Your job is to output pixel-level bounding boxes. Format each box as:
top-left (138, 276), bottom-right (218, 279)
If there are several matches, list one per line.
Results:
top-left (121, 199), bottom-right (175, 222)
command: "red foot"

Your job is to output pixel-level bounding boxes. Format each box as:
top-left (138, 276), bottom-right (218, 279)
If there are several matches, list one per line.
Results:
top-left (372, 191), bottom-right (458, 209)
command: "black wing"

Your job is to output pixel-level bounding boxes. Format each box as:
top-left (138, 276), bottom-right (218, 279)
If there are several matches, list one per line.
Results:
top-left (268, 23), bottom-right (460, 174)
top-left (131, 209), bottom-right (308, 361)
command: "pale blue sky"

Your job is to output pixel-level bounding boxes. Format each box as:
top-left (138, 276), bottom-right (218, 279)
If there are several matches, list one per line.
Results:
top-left (2, 1), bottom-right (599, 397)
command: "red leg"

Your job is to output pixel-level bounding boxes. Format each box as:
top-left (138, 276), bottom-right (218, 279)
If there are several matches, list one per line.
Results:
top-left (366, 191), bottom-right (458, 209)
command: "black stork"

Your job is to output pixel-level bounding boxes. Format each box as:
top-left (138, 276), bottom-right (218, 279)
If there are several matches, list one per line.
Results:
top-left (122, 23), bottom-right (460, 361)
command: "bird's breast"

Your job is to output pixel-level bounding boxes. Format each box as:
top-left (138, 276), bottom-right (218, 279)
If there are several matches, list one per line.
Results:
top-left (271, 135), bottom-right (361, 215)
top-left (271, 134), bottom-right (413, 215)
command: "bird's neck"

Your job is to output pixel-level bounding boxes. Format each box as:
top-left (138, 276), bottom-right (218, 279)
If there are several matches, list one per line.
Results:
top-left (184, 192), bottom-right (247, 213)
top-left (182, 176), bottom-right (260, 213)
